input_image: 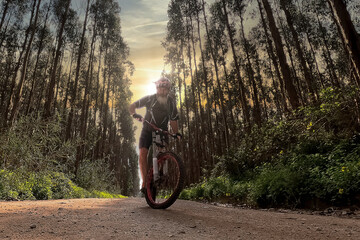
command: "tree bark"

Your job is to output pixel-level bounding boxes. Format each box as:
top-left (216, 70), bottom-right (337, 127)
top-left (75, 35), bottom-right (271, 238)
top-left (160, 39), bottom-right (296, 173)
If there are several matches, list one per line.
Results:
top-left (74, 0), bottom-right (91, 176)
top-left (239, 13), bottom-right (262, 126)
top-left (197, 1), bottom-right (215, 166)
top-left (280, 0), bottom-right (318, 101)
top-left (261, 0), bottom-right (300, 110)
top-left (26, 3), bottom-right (51, 115)
top-left (221, 0), bottom-right (250, 131)
top-left (9, 0), bottom-right (42, 124)
top-left (43, 0), bottom-right (71, 119)
top-left (327, 0), bottom-right (360, 85)
top-left (257, 0), bottom-right (289, 114)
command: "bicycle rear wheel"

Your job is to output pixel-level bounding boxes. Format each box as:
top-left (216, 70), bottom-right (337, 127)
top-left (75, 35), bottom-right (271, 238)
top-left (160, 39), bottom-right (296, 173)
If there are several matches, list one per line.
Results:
top-left (145, 152), bottom-right (185, 209)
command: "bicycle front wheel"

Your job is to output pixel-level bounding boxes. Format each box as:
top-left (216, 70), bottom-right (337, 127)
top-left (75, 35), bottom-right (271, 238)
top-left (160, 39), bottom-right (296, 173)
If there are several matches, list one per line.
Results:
top-left (145, 152), bottom-right (185, 209)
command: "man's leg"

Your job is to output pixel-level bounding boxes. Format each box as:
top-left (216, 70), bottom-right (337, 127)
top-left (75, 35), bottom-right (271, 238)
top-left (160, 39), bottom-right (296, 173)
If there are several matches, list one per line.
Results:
top-left (139, 147), bottom-right (148, 189)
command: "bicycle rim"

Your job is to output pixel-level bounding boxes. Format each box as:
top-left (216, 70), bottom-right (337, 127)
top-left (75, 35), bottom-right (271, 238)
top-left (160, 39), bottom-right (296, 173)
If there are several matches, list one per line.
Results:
top-left (145, 152), bottom-right (185, 209)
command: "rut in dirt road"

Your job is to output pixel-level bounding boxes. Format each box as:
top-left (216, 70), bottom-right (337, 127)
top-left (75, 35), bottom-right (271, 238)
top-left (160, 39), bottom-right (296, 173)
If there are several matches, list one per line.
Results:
top-left (0, 198), bottom-right (359, 239)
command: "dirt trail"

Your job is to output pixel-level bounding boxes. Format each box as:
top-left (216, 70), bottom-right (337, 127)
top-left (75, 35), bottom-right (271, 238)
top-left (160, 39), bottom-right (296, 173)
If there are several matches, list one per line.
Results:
top-left (0, 198), bottom-right (359, 239)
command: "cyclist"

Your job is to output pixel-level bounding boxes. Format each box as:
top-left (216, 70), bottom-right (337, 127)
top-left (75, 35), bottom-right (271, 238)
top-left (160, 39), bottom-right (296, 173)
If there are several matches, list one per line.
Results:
top-left (129, 77), bottom-right (181, 194)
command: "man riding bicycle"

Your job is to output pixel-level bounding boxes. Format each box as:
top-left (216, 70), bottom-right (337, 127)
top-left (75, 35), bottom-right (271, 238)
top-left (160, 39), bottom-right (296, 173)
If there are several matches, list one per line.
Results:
top-left (129, 77), bottom-right (181, 194)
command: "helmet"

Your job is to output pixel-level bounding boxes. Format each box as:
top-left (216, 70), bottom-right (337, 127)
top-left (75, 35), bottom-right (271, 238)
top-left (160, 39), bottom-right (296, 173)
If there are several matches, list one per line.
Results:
top-left (155, 77), bottom-right (171, 89)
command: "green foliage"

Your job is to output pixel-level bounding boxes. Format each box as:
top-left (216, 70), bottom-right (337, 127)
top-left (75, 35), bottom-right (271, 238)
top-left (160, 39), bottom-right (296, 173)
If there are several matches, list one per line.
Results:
top-left (0, 114), bottom-right (130, 199)
top-left (91, 190), bottom-right (127, 198)
top-left (182, 87), bottom-right (360, 209)
top-left (0, 169), bottom-right (126, 200)
top-left (0, 114), bottom-right (77, 173)
top-left (75, 159), bottom-right (116, 192)
top-left (180, 176), bottom-right (252, 204)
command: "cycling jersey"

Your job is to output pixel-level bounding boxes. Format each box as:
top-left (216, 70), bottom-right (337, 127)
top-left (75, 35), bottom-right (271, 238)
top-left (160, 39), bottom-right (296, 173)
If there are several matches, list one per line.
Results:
top-left (134, 94), bottom-right (179, 131)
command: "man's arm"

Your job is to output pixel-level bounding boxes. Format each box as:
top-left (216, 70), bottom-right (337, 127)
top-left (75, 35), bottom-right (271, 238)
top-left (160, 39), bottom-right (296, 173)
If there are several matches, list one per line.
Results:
top-left (129, 95), bottom-right (150, 116)
top-left (129, 102), bottom-right (137, 116)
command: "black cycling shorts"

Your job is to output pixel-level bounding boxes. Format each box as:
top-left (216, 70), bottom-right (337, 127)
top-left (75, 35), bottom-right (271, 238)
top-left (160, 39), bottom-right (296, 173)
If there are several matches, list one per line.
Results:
top-left (139, 128), bottom-right (169, 149)
top-left (139, 129), bottom-right (153, 149)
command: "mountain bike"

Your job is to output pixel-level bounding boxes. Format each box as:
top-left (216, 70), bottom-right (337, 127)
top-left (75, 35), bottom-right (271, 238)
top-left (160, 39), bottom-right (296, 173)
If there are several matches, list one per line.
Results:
top-left (140, 119), bottom-right (185, 209)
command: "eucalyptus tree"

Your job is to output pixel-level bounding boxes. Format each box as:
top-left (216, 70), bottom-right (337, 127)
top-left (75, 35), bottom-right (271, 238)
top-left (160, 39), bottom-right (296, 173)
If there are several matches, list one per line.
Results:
top-left (8, 0), bottom-right (42, 125)
top-left (298, 0), bottom-right (342, 89)
top-left (231, 0), bottom-right (262, 126)
top-left (77, 0), bottom-right (99, 162)
top-left (0, 0), bottom-right (28, 50)
top-left (165, 0), bottom-right (196, 184)
top-left (1, 0), bottom-right (31, 126)
top-left (195, 0), bottom-right (216, 163)
top-left (43, 0), bottom-right (72, 118)
top-left (202, 1), bottom-right (231, 148)
top-left (279, 0), bottom-right (318, 102)
top-left (187, 0), bottom-right (208, 168)
top-left (25, 2), bottom-right (52, 115)
top-left (257, 0), bottom-right (288, 114)
top-left (261, 0), bottom-right (300, 110)
top-left (327, 0), bottom-right (360, 85)
top-left (219, 0), bottom-right (251, 131)
top-left (65, 0), bottom-right (90, 141)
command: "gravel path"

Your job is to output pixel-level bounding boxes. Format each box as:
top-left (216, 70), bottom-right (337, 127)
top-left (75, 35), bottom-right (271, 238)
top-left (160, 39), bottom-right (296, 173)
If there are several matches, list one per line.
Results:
top-left (0, 198), bottom-right (359, 239)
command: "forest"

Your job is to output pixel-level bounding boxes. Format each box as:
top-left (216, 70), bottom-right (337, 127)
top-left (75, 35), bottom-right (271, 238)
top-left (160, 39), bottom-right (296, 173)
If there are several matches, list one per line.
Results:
top-left (0, 0), bottom-right (138, 199)
top-left (0, 0), bottom-right (360, 208)
top-left (163, 0), bottom-right (360, 208)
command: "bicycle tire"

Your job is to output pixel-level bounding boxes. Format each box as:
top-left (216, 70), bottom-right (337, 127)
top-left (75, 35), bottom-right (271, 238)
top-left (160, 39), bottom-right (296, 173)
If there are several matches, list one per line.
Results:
top-left (145, 152), bottom-right (185, 209)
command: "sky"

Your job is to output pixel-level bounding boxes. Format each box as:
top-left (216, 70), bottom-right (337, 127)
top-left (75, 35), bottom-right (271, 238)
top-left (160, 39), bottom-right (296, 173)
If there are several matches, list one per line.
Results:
top-left (116, 0), bottom-right (170, 144)
top-left (117, 0), bottom-right (170, 101)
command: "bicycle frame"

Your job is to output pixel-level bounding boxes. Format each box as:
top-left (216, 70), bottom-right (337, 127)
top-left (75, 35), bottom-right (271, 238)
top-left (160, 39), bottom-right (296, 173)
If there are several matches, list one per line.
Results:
top-left (142, 119), bottom-right (177, 181)
top-left (135, 117), bottom-right (185, 209)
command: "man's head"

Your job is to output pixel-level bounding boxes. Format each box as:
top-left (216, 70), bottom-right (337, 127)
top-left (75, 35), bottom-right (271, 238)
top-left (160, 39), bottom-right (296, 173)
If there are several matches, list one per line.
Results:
top-left (155, 77), bottom-right (171, 98)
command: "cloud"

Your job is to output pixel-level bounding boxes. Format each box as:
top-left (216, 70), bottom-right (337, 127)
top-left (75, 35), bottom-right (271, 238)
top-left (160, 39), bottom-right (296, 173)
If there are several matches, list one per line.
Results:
top-left (117, 0), bottom-right (169, 101)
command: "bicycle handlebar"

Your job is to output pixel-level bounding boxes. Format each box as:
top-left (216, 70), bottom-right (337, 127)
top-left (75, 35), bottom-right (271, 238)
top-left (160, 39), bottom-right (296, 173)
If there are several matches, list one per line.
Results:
top-left (137, 117), bottom-right (178, 139)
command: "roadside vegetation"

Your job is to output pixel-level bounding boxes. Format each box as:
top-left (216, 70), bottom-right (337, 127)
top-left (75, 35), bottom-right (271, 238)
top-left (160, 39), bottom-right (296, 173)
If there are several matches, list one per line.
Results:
top-left (180, 87), bottom-right (360, 209)
top-left (0, 114), bottom-right (126, 200)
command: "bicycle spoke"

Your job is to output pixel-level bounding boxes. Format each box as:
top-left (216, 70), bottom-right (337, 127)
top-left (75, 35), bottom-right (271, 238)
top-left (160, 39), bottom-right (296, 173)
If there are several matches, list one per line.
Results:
top-left (145, 152), bottom-right (185, 209)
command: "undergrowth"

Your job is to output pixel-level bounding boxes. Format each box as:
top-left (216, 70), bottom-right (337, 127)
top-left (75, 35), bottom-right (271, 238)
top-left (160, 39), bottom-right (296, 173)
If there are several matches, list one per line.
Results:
top-left (0, 113), bottom-right (127, 200)
top-left (180, 87), bottom-right (360, 209)
top-left (0, 169), bottom-right (126, 200)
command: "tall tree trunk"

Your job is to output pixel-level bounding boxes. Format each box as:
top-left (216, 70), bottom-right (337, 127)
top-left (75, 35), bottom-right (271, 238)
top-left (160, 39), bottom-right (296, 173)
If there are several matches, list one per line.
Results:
top-left (0, 0), bottom-right (10, 33)
top-left (200, 0), bottom-right (216, 166)
top-left (203, 0), bottom-right (230, 149)
top-left (0, 49), bottom-right (14, 116)
top-left (77, 0), bottom-right (96, 168)
top-left (188, 10), bottom-right (205, 173)
top-left (280, 0), bottom-right (318, 102)
top-left (316, 14), bottom-right (340, 88)
top-left (196, 3), bottom-right (214, 166)
top-left (26, 3), bottom-right (51, 115)
top-left (261, 0), bottom-right (300, 110)
top-left (186, 13), bottom-right (202, 181)
top-left (327, 0), bottom-right (360, 85)
top-left (305, 31), bottom-right (326, 89)
top-left (257, 0), bottom-right (289, 113)
top-left (9, 0), bottom-right (42, 124)
top-left (43, 0), bottom-right (71, 119)
top-left (2, 0), bottom-right (36, 126)
top-left (275, 8), bottom-right (306, 105)
top-left (220, 45), bottom-right (236, 134)
top-left (254, 53), bottom-right (269, 121)
top-left (239, 14), bottom-right (262, 126)
top-left (66, 0), bottom-right (89, 141)
top-left (221, 0), bottom-right (250, 131)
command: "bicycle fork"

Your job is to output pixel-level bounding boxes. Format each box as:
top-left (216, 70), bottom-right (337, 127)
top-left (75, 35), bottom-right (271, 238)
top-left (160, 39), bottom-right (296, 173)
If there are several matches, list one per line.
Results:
top-left (152, 132), bottom-right (168, 182)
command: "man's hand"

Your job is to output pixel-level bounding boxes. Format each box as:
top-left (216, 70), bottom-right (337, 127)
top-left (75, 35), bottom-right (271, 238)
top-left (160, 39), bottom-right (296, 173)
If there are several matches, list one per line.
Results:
top-left (132, 113), bottom-right (143, 121)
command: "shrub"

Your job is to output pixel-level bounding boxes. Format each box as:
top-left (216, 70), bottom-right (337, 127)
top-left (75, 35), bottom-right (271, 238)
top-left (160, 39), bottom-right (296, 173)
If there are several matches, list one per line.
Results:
top-left (0, 169), bottom-right (126, 201)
